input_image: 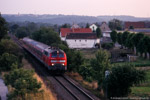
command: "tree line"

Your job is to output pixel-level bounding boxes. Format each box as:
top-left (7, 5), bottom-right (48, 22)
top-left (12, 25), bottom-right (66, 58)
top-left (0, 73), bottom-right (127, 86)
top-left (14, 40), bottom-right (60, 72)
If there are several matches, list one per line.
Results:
top-left (110, 30), bottom-right (150, 58)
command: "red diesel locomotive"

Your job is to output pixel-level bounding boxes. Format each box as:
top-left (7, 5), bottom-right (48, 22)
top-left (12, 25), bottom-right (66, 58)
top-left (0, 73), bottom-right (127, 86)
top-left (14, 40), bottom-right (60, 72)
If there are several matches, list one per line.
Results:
top-left (22, 37), bottom-right (67, 72)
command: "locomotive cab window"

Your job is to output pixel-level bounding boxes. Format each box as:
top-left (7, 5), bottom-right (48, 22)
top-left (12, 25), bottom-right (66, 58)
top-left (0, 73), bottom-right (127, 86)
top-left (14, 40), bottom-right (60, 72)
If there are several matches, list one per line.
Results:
top-left (59, 53), bottom-right (64, 58)
top-left (51, 51), bottom-right (57, 58)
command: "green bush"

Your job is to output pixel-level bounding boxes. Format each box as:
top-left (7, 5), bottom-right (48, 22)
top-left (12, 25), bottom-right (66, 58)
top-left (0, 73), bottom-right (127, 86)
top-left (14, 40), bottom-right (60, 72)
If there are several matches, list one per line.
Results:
top-left (101, 43), bottom-right (114, 50)
top-left (0, 53), bottom-right (18, 72)
top-left (4, 68), bottom-right (41, 99)
top-left (79, 63), bottom-right (94, 82)
top-left (103, 64), bottom-right (146, 98)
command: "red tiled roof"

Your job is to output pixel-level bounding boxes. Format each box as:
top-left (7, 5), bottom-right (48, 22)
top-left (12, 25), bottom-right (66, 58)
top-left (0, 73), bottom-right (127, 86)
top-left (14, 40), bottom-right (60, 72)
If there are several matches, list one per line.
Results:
top-left (60, 28), bottom-right (92, 37)
top-left (125, 22), bottom-right (145, 29)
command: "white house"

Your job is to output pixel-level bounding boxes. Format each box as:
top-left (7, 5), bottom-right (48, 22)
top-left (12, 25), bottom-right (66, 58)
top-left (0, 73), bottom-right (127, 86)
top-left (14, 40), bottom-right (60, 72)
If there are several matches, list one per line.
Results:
top-left (65, 33), bottom-right (98, 48)
top-left (90, 24), bottom-right (98, 32)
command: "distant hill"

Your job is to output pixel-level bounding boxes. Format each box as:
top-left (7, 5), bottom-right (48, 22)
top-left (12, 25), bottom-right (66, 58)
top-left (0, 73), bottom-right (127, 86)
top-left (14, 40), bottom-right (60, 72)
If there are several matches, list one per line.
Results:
top-left (97, 15), bottom-right (150, 22)
top-left (2, 14), bottom-right (150, 25)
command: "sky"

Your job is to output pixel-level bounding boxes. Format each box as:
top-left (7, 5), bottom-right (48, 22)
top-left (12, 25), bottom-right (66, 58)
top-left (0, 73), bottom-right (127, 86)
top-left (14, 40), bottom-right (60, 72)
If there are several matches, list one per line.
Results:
top-left (0, 0), bottom-right (150, 17)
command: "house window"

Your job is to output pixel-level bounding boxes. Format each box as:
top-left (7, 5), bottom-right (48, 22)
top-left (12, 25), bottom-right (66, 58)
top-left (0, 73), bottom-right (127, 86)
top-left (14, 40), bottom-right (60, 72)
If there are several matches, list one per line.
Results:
top-left (85, 40), bottom-right (87, 42)
top-left (75, 40), bottom-right (76, 42)
top-left (80, 40), bottom-right (81, 42)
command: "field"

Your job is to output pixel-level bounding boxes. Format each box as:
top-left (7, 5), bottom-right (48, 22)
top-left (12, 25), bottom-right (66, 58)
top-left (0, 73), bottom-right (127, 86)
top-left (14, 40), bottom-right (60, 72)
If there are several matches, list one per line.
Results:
top-left (112, 58), bottom-right (150, 67)
top-left (130, 70), bottom-right (150, 97)
top-left (79, 49), bottom-right (98, 59)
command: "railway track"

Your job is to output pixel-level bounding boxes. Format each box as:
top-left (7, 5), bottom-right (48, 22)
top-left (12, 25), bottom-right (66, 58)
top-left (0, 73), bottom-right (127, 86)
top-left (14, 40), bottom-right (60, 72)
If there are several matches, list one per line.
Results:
top-left (10, 34), bottom-right (99, 100)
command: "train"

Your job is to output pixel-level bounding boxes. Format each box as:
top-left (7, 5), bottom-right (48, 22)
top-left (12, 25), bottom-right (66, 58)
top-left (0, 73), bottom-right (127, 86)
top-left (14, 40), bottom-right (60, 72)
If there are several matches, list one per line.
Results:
top-left (22, 37), bottom-right (67, 72)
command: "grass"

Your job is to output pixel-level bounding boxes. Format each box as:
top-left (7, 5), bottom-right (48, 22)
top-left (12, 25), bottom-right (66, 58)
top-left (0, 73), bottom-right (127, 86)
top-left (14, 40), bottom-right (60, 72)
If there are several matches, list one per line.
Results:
top-left (112, 58), bottom-right (150, 67)
top-left (130, 70), bottom-right (150, 97)
top-left (79, 49), bottom-right (97, 59)
top-left (131, 87), bottom-right (150, 96)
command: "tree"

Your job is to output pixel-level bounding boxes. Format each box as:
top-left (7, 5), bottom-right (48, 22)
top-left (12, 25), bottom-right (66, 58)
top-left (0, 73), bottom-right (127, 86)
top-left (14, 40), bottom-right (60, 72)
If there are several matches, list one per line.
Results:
top-left (121, 31), bottom-right (130, 46)
top-left (103, 64), bottom-right (146, 98)
top-left (132, 33), bottom-right (144, 55)
top-left (96, 28), bottom-right (102, 38)
top-left (4, 68), bottom-right (41, 99)
top-left (117, 32), bottom-right (122, 45)
top-left (110, 30), bottom-right (117, 43)
top-left (0, 14), bottom-right (8, 41)
top-left (132, 33), bottom-right (144, 48)
top-left (109, 19), bottom-right (122, 30)
top-left (91, 49), bottom-right (110, 87)
top-left (61, 23), bottom-right (71, 28)
top-left (16, 27), bottom-right (28, 38)
top-left (10, 24), bottom-right (19, 33)
top-left (79, 63), bottom-right (94, 82)
top-left (32, 27), bottom-right (61, 45)
top-left (0, 53), bottom-right (18, 72)
top-left (68, 51), bottom-right (84, 72)
top-left (86, 23), bottom-right (90, 28)
top-left (137, 36), bottom-right (150, 58)
top-left (0, 39), bottom-right (20, 56)
top-left (125, 33), bottom-right (135, 49)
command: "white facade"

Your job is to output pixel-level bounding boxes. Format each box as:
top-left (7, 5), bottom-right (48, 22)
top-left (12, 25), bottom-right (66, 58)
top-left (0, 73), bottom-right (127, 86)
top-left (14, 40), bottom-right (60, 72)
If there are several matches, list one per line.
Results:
top-left (90, 24), bottom-right (98, 32)
top-left (66, 39), bottom-right (97, 48)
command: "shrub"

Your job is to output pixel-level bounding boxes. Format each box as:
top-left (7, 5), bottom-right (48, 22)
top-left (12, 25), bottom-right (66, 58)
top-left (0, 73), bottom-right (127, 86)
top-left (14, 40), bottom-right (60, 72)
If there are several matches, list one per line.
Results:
top-left (103, 64), bottom-right (146, 98)
top-left (101, 43), bottom-right (114, 50)
top-left (4, 68), bottom-right (41, 99)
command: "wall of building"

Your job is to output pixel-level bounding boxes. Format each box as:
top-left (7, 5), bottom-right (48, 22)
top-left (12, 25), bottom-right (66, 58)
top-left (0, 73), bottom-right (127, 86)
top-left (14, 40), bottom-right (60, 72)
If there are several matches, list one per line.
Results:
top-left (66, 39), bottom-right (96, 48)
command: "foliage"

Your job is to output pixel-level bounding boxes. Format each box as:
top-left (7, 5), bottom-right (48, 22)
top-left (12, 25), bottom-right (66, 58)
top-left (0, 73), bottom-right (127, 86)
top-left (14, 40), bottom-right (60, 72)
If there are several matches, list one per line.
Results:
top-left (121, 31), bottom-right (130, 46)
top-left (91, 49), bottom-right (110, 87)
top-left (132, 33), bottom-right (144, 48)
top-left (86, 23), bottom-right (90, 28)
top-left (117, 32), bottom-right (122, 45)
top-left (109, 19), bottom-right (122, 30)
top-left (15, 27), bottom-right (29, 38)
top-left (137, 36), bottom-right (150, 56)
top-left (103, 64), bottom-right (146, 98)
top-left (0, 15), bottom-right (8, 41)
top-left (68, 51), bottom-right (84, 72)
top-left (0, 39), bottom-right (20, 55)
top-left (31, 27), bottom-right (61, 45)
top-left (79, 63), bottom-right (94, 82)
top-left (0, 53), bottom-right (18, 72)
top-left (101, 42), bottom-right (114, 50)
top-left (4, 68), bottom-right (41, 98)
top-left (125, 33), bottom-right (135, 48)
top-left (10, 24), bottom-right (19, 33)
top-left (61, 23), bottom-right (71, 28)
top-left (96, 27), bottom-right (102, 38)
top-left (110, 30), bottom-right (117, 43)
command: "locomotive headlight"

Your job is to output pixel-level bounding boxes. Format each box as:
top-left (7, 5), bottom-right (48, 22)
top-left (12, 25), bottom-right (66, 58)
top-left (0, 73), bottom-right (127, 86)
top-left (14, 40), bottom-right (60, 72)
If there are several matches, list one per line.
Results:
top-left (60, 60), bottom-right (65, 62)
top-left (52, 63), bottom-right (54, 66)
top-left (62, 63), bottom-right (65, 66)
